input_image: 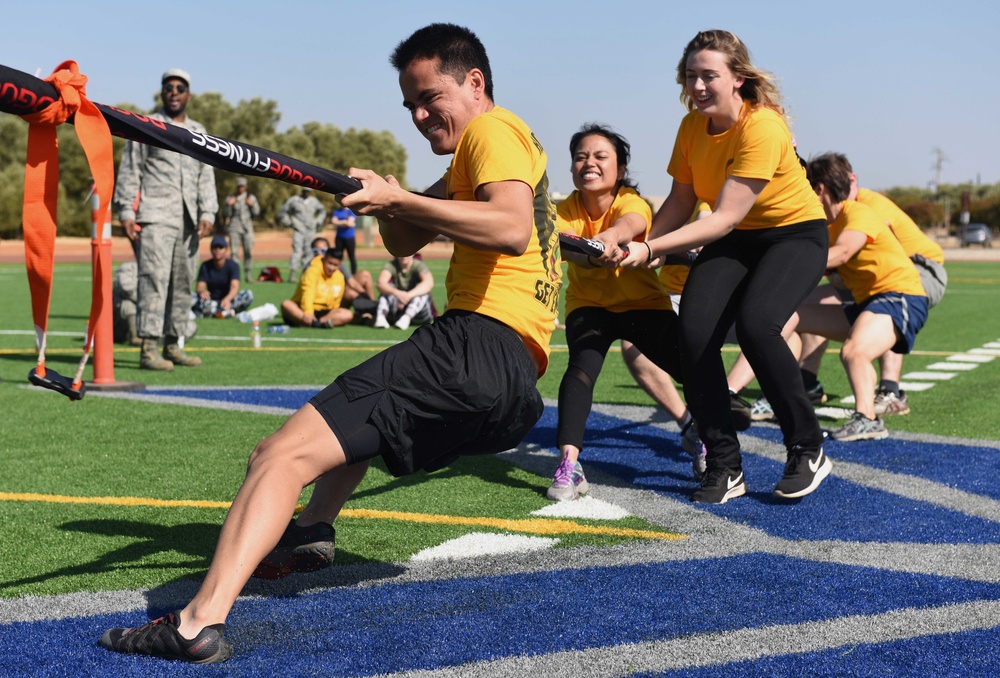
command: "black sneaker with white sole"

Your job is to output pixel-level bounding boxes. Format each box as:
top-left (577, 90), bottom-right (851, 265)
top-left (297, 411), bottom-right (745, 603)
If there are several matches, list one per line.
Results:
top-left (691, 467), bottom-right (746, 504)
top-left (99, 612), bottom-right (233, 664)
top-left (773, 446), bottom-right (832, 499)
top-left (252, 518), bottom-right (336, 580)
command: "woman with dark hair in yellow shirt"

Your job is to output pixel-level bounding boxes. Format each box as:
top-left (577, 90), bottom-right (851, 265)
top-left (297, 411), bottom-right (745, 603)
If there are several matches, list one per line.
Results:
top-left (548, 123), bottom-right (688, 501)
top-left (621, 29), bottom-right (832, 504)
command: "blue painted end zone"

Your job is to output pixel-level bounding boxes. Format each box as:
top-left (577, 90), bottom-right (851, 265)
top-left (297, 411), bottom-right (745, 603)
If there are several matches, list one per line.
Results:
top-left (749, 424), bottom-right (1000, 502)
top-left (7, 554), bottom-right (1000, 677)
top-left (130, 393), bottom-right (1000, 546)
top-left (524, 408), bottom-right (1000, 545)
top-left (641, 627), bottom-right (1000, 677)
top-left (146, 388), bottom-right (319, 411)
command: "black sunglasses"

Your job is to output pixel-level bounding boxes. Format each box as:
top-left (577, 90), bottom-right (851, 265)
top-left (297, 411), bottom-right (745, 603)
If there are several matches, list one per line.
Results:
top-left (162, 83), bottom-right (188, 94)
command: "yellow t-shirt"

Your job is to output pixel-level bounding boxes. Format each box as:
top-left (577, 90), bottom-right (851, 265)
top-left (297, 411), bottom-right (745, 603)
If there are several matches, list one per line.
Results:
top-left (668, 102), bottom-right (825, 229)
top-left (558, 187), bottom-right (668, 315)
top-left (443, 106), bottom-right (562, 375)
top-left (830, 201), bottom-right (926, 303)
top-left (292, 255), bottom-right (345, 314)
top-left (659, 200), bottom-right (711, 294)
top-left (856, 188), bottom-right (944, 264)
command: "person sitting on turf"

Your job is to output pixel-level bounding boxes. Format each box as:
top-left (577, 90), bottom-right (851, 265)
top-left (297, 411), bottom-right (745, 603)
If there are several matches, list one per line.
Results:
top-left (791, 153), bottom-right (929, 442)
top-left (98, 22), bottom-right (562, 664)
top-left (373, 254), bottom-right (435, 330)
top-left (281, 247), bottom-right (354, 328)
top-left (191, 235), bottom-right (254, 318)
top-left (305, 236), bottom-right (378, 322)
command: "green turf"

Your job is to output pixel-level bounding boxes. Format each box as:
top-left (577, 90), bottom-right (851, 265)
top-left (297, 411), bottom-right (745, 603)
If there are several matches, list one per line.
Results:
top-left (0, 258), bottom-right (998, 598)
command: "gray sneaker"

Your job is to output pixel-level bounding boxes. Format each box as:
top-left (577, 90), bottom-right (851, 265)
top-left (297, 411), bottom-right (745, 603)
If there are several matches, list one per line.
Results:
top-left (829, 412), bottom-right (889, 442)
top-left (750, 397), bottom-right (775, 421)
top-left (546, 459), bottom-right (589, 501)
top-left (874, 388), bottom-right (910, 416)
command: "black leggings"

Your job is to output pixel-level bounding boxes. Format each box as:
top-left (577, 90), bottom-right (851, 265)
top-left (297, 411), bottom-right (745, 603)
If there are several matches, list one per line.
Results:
top-left (680, 220), bottom-right (828, 469)
top-left (557, 306), bottom-right (681, 450)
top-left (336, 235), bottom-right (357, 274)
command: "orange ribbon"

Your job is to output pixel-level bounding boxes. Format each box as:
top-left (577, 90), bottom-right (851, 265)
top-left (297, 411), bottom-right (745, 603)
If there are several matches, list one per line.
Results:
top-left (20, 61), bottom-right (114, 379)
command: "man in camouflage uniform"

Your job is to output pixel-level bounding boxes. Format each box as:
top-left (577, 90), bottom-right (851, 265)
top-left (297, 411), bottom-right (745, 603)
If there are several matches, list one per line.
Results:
top-left (222, 176), bottom-right (260, 282)
top-left (277, 186), bottom-right (326, 282)
top-left (113, 68), bottom-right (218, 371)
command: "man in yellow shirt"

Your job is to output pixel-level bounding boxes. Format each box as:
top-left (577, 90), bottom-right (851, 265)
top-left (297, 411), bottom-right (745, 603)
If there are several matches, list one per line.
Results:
top-left (280, 247), bottom-right (354, 328)
top-left (794, 154), bottom-right (929, 442)
top-left (798, 154), bottom-right (945, 417)
top-left (99, 22), bottom-right (560, 664)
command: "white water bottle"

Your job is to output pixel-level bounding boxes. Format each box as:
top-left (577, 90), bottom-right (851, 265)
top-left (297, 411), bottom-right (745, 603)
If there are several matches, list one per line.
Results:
top-left (251, 321), bottom-right (262, 348)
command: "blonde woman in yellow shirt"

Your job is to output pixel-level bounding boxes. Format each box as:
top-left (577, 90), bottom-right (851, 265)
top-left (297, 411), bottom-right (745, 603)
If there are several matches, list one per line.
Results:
top-left (621, 30), bottom-right (831, 504)
top-left (548, 124), bottom-right (687, 500)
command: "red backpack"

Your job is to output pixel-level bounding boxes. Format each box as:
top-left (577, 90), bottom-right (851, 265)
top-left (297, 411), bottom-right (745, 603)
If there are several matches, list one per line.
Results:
top-left (257, 266), bottom-right (282, 283)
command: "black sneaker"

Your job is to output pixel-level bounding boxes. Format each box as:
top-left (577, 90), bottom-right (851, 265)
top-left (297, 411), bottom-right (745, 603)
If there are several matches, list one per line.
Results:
top-left (98, 612), bottom-right (233, 664)
top-left (691, 467), bottom-right (746, 504)
top-left (773, 446), bottom-right (832, 499)
top-left (806, 383), bottom-right (828, 405)
top-left (252, 518), bottom-right (336, 580)
top-left (730, 393), bottom-right (752, 431)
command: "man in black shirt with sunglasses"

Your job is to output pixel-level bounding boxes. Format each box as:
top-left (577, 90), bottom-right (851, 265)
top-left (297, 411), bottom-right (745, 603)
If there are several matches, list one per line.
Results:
top-left (113, 68), bottom-right (218, 371)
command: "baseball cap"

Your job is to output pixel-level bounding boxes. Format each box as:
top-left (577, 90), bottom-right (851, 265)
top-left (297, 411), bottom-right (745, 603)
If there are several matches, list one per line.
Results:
top-left (210, 235), bottom-right (228, 248)
top-left (235, 177), bottom-right (248, 187)
top-left (162, 68), bottom-right (191, 87)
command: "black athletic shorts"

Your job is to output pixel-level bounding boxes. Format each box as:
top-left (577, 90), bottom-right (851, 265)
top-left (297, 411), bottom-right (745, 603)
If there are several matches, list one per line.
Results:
top-left (309, 310), bottom-right (543, 476)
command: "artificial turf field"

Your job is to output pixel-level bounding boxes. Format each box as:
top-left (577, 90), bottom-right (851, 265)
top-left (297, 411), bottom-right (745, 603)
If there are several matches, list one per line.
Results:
top-left (1, 257), bottom-right (999, 676)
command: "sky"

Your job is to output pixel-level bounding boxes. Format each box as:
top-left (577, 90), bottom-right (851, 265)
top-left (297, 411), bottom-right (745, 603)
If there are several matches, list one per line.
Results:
top-left (5, 0), bottom-right (999, 197)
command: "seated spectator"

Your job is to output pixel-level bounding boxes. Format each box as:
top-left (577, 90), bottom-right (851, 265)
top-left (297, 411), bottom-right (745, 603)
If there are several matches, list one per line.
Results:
top-left (192, 235), bottom-right (254, 318)
top-left (373, 254), bottom-right (435, 330)
top-left (304, 236), bottom-right (377, 322)
top-left (307, 236), bottom-right (331, 264)
top-left (281, 247), bottom-right (355, 328)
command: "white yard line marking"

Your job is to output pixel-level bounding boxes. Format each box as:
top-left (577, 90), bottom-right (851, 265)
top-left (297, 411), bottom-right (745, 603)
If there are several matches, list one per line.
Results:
top-left (946, 354), bottom-right (994, 363)
top-left (897, 382), bottom-right (936, 392)
top-left (531, 496), bottom-right (632, 521)
top-left (410, 533), bottom-right (559, 562)
top-left (902, 371), bottom-right (957, 380)
top-left (928, 362), bottom-right (978, 371)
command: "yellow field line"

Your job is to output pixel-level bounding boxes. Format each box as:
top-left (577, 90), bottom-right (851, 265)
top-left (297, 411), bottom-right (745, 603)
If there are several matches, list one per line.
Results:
top-left (0, 346), bottom-right (971, 357)
top-left (0, 347), bottom-right (384, 355)
top-left (0, 491), bottom-right (684, 541)
top-left (344, 507), bottom-right (684, 540)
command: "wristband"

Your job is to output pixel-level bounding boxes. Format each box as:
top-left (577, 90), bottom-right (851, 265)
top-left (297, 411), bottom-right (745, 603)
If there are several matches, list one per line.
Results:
top-left (643, 241), bottom-right (653, 263)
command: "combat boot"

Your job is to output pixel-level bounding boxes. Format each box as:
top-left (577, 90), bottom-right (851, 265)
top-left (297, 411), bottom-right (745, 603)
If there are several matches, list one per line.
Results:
top-left (126, 314), bottom-right (142, 346)
top-left (140, 338), bottom-right (174, 371)
top-left (163, 337), bottom-right (202, 367)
